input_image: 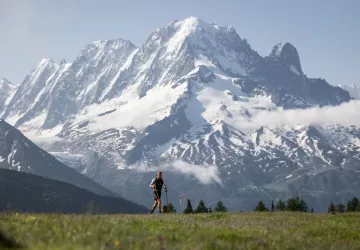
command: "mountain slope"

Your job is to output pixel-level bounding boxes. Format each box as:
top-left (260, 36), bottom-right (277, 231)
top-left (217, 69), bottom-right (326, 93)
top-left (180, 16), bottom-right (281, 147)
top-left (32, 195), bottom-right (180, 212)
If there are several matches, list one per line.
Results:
top-left (0, 78), bottom-right (17, 115)
top-left (1, 16), bottom-right (359, 212)
top-left (0, 119), bottom-right (118, 197)
top-left (339, 84), bottom-right (360, 99)
top-left (2, 59), bottom-right (60, 126)
top-left (0, 168), bottom-right (147, 213)
top-left (3, 39), bottom-right (137, 130)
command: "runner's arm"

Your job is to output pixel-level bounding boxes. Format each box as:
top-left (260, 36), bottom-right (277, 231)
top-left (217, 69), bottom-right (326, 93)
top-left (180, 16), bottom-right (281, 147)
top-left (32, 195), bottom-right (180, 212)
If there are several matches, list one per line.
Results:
top-left (149, 178), bottom-right (155, 188)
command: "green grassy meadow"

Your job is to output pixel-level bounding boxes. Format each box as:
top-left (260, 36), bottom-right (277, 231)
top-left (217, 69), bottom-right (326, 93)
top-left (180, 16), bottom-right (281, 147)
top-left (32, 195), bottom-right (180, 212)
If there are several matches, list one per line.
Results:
top-left (0, 212), bottom-right (359, 250)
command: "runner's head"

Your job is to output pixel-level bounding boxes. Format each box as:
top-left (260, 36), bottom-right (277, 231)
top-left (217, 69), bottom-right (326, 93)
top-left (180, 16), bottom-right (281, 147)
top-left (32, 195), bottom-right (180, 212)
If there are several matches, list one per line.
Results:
top-left (157, 171), bottom-right (162, 179)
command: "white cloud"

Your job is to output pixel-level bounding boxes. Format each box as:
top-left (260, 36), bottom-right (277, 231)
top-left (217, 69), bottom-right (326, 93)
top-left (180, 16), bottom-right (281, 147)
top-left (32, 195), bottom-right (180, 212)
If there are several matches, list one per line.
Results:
top-left (167, 160), bottom-right (223, 186)
top-left (247, 99), bottom-right (360, 129)
top-left (130, 160), bottom-right (223, 186)
top-left (188, 74), bottom-right (360, 132)
top-left (28, 135), bottom-right (69, 144)
top-left (21, 125), bottom-right (70, 144)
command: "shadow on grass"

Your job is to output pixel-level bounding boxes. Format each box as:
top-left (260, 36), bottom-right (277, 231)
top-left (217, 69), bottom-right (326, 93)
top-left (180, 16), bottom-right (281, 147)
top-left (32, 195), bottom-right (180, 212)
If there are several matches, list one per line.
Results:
top-left (0, 229), bottom-right (24, 249)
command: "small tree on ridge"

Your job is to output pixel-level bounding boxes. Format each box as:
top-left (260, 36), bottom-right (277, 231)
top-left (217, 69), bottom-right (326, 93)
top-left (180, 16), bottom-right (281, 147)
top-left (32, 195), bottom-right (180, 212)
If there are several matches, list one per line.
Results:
top-left (254, 201), bottom-right (269, 212)
top-left (214, 201), bottom-right (228, 212)
top-left (183, 199), bottom-right (193, 214)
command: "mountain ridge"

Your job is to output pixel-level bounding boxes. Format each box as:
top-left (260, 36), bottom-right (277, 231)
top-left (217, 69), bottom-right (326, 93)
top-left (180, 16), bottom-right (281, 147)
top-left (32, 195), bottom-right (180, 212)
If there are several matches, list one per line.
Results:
top-left (339, 84), bottom-right (360, 99)
top-left (0, 78), bottom-right (18, 116)
top-left (0, 119), bottom-right (119, 198)
top-left (0, 168), bottom-right (147, 214)
top-left (2, 16), bottom-right (351, 130)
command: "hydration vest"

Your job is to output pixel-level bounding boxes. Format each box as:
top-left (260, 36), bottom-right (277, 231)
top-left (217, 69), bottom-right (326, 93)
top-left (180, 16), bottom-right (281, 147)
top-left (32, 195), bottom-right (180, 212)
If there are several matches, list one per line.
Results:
top-left (152, 177), bottom-right (164, 191)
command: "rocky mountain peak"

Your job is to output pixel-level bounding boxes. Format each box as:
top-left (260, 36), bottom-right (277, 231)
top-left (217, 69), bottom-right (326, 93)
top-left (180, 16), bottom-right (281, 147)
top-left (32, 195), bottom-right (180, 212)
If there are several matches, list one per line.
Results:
top-left (0, 77), bottom-right (13, 85)
top-left (59, 58), bottom-right (67, 65)
top-left (270, 42), bottom-right (302, 75)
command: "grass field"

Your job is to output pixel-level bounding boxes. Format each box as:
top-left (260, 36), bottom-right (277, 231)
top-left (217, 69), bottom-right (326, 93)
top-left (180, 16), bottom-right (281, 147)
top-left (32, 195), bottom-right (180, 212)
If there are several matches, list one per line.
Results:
top-left (0, 212), bottom-right (359, 250)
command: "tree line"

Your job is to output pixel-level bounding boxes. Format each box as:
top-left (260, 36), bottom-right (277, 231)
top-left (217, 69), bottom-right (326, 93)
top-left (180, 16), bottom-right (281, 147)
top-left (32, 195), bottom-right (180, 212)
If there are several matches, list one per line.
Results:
top-left (254, 196), bottom-right (312, 212)
top-left (164, 196), bottom-right (360, 213)
top-left (327, 197), bottom-right (360, 213)
top-left (255, 196), bottom-right (360, 213)
top-left (163, 199), bottom-right (228, 214)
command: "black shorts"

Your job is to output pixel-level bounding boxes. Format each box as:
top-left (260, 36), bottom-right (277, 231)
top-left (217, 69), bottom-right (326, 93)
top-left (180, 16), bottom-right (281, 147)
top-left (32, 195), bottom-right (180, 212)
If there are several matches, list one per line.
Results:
top-left (153, 190), bottom-right (162, 201)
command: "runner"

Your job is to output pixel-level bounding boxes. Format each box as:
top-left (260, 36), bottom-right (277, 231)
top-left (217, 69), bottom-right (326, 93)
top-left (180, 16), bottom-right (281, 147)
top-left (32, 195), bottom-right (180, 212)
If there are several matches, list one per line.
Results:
top-left (148, 171), bottom-right (167, 213)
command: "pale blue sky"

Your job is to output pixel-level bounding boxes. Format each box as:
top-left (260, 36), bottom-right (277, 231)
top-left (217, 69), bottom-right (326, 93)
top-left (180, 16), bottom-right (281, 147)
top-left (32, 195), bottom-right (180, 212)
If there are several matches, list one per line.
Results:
top-left (0, 0), bottom-right (358, 86)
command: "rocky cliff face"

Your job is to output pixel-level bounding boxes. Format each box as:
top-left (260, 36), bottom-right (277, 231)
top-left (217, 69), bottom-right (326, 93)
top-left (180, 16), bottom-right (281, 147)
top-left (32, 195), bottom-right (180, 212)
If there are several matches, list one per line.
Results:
top-left (0, 77), bottom-right (18, 115)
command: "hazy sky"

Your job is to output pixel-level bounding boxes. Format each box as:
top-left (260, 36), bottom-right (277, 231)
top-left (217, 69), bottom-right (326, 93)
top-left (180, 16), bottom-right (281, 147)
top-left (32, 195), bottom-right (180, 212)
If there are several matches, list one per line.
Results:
top-left (0, 0), bottom-right (358, 86)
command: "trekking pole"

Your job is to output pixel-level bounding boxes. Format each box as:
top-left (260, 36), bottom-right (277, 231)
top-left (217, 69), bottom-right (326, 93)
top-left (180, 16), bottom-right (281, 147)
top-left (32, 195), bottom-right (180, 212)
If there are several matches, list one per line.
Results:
top-left (166, 191), bottom-right (169, 207)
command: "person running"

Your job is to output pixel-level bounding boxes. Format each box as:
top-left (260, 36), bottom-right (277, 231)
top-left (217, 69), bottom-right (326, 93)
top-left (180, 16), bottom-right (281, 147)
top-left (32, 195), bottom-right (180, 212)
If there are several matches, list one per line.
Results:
top-left (148, 171), bottom-right (167, 213)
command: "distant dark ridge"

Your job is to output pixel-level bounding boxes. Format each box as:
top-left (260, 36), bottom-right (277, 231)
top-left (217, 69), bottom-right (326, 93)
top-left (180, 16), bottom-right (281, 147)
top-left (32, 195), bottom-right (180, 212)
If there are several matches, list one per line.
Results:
top-left (0, 169), bottom-right (147, 214)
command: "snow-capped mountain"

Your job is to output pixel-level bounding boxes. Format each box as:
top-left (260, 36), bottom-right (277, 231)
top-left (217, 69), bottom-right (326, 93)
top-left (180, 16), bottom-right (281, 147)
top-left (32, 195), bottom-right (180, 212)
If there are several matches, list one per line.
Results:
top-left (0, 119), bottom-right (118, 197)
top-left (339, 84), bottom-right (360, 99)
top-left (0, 77), bottom-right (17, 115)
top-left (1, 16), bottom-right (359, 212)
top-left (2, 39), bottom-right (137, 130)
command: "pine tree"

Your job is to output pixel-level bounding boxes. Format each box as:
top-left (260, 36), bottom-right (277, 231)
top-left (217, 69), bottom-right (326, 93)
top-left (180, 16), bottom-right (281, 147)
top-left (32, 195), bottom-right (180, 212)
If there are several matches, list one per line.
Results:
top-left (299, 199), bottom-right (308, 212)
top-left (285, 198), bottom-right (298, 211)
top-left (295, 196), bottom-right (301, 208)
top-left (183, 199), bottom-right (193, 214)
top-left (254, 201), bottom-right (269, 212)
top-left (346, 197), bottom-right (359, 212)
top-left (336, 203), bottom-right (345, 213)
top-left (285, 196), bottom-right (307, 212)
top-left (351, 197), bottom-right (359, 211)
top-left (195, 200), bottom-right (208, 213)
top-left (208, 207), bottom-right (213, 213)
top-left (271, 200), bottom-right (274, 211)
top-left (275, 200), bottom-right (286, 211)
top-left (214, 201), bottom-right (228, 212)
top-left (166, 203), bottom-right (176, 213)
top-left (347, 200), bottom-right (352, 212)
top-left (328, 202), bottom-right (336, 213)
top-left (356, 203), bottom-right (360, 212)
